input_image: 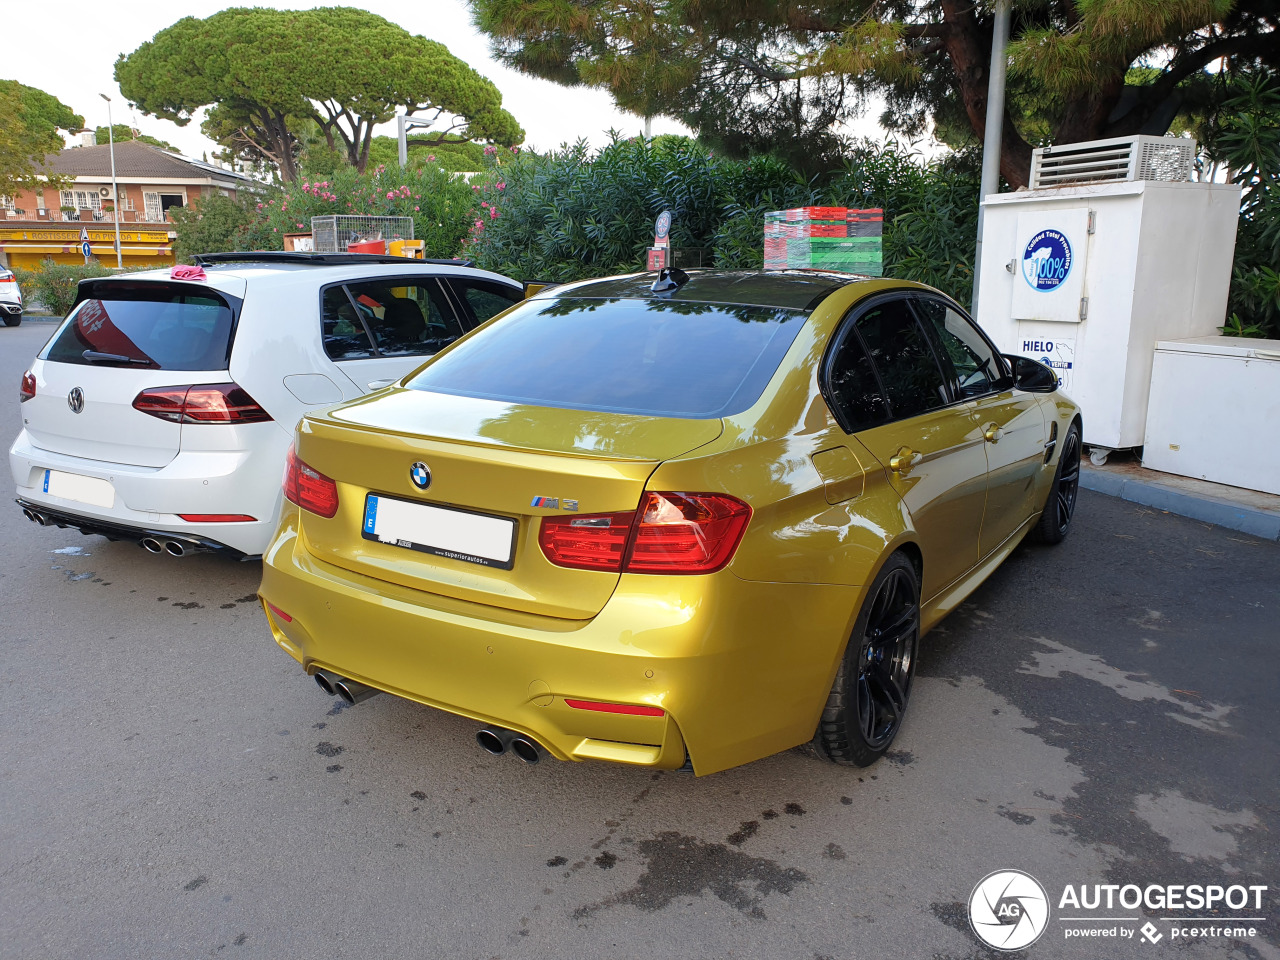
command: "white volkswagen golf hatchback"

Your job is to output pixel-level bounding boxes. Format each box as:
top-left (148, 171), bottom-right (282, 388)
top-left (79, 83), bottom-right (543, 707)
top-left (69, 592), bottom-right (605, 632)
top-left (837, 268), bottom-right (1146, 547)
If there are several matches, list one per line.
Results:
top-left (11, 253), bottom-right (525, 557)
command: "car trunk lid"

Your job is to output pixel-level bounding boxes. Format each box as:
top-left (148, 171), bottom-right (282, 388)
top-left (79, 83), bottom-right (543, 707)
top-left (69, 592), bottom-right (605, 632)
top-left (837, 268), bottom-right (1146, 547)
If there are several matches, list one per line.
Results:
top-left (294, 389), bottom-right (723, 619)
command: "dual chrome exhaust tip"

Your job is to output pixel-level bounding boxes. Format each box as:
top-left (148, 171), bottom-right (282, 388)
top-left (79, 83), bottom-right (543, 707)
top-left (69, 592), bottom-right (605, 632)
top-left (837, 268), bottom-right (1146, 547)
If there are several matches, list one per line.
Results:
top-left (477, 726), bottom-right (545, 764)
top-left (314, 669), bottom-right (381, 706)
top-left (22, 508), bottom-right (50, 526)
top-left (140, 536), bottom-right (198, 557)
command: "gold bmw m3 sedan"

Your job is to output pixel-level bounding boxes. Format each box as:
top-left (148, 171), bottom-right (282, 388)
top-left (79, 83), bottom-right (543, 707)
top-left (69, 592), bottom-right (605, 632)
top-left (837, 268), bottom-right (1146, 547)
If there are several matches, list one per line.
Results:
top-left (259, 270), bottom-right (1081, 776)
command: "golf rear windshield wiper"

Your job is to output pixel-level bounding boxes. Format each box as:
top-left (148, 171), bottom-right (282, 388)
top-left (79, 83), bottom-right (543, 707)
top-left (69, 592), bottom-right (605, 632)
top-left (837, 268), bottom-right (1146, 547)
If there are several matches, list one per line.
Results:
top-left (81, 350), bottom-right (154, 366)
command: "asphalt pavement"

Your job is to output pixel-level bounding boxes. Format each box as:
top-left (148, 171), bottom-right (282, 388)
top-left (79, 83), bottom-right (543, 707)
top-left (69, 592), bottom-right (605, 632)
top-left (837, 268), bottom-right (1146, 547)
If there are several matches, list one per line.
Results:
top-left (2, 320), bottom-right (1277, 960)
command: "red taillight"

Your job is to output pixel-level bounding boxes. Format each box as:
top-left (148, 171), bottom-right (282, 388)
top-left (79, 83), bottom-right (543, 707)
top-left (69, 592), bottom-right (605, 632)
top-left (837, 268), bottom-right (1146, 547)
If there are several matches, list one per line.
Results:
top-left (564, 698), bottom-right (665, 717)
top-left (132, 383), bottom-right (272, 424)
top-left (538, 511), bottom-right (635, 571)
top-left (625, 492), bottom-right (752, 573)
top-left (283, 445), bottom-right (339, 519)
top-left (20, 370), bottom-right (35, 402)
top-left (538, 492), bottom-right (752, 575)
top-left (178, 514), bottom-right (257, 522)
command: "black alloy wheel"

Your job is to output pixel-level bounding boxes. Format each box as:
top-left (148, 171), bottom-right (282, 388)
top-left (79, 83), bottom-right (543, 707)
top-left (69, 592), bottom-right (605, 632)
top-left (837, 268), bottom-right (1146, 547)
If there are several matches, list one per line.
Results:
top-left (1035, 422), bottom-right (1081, 544)
top-left (814, 552), bottom-right (919, 767)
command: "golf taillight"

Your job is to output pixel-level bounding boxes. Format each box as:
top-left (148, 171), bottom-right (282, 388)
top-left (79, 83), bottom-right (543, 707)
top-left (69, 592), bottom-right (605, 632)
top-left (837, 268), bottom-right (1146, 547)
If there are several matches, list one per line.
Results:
top-left (539, 492), bottom-right (752, 575)
top-left (20, 370), bottom-right (35, 402)
top-left (283, 446), bottom-right (339, 519)
top-left (132, 383), bottom-right (272, 424)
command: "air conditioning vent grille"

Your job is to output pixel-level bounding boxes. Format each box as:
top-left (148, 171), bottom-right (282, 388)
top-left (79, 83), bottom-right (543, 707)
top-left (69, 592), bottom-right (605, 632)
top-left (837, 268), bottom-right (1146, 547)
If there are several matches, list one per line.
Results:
top-left (1030, 135), bottom-right (1195, 189)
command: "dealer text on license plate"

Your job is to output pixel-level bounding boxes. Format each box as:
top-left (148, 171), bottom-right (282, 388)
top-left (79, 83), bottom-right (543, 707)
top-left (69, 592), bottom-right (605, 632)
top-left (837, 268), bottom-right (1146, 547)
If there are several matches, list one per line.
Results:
top-left (361, 494), bottom-right (516, 569)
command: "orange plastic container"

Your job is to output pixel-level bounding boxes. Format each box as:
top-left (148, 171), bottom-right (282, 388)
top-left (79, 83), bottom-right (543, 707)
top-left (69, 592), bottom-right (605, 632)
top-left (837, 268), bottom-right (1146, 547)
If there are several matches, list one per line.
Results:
top-left (347, 239), bottom-right (385, 254)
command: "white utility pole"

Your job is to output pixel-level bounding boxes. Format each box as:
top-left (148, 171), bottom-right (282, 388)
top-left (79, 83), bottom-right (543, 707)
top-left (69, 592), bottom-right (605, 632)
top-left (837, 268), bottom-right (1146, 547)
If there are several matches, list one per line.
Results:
top-left (971, 0), bottom-right (1011, 316)
top-left (99, 93), bottom-right (123, 270)
top-left (397, 114), bottom-right (437, 168)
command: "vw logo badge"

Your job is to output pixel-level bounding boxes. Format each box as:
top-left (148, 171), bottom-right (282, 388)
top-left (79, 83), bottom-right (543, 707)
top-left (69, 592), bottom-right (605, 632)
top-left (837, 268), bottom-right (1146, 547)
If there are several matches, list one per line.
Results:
top-left (67, 387), bottom-right (85, 414)
top-left (409, 461), bottom-right (431, 490)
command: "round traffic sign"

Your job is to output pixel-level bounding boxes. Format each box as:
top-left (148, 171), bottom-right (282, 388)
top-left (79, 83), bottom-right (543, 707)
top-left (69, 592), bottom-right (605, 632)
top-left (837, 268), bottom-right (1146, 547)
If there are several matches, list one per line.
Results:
top-left (81, 241), bottom-right (92, 259)
top-left (654, 210), bottom-right (672, 240)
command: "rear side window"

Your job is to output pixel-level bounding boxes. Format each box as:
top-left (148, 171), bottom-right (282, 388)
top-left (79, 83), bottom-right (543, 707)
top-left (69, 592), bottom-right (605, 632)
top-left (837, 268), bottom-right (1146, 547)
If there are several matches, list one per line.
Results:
top-left (321, 278), bottom-right (462, 360)
top-left (855, 298), bottom-right (948, 420)
top-left (442, 277), bottom-right (523, 326)
top-left (43, 283), bottom-right (238, 370)
top-left (407, 297), bottom-right (809, 418)
top-left (824, 325), bottom-right (890, 432)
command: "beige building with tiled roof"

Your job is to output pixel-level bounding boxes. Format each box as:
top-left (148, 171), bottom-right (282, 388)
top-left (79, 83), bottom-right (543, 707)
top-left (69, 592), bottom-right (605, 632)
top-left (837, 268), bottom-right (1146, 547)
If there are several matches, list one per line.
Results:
top-left (1, 140), bottom-right (258, 269)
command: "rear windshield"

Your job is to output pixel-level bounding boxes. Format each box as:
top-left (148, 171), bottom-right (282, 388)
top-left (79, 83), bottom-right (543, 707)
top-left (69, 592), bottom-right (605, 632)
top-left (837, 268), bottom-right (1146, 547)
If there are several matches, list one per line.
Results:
top-left (406, 297), bottom-right (809, 418)
top-left (42, 282), bottom-right (239, 371)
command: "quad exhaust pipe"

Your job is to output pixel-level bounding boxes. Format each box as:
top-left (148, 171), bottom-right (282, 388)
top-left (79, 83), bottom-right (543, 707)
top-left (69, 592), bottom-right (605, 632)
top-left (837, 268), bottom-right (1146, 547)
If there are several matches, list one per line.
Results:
top-left (476, 726), bottom-right (545, 764)
top-left (314, 669), bottom-right (381, 706)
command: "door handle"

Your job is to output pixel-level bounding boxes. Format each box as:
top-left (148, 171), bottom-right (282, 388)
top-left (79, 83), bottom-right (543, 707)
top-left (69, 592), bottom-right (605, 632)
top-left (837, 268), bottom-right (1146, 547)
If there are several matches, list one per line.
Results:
top-left (983, 423), bottom-right (1004, 443)
top-left (888, 447), bottom-right (919, 474)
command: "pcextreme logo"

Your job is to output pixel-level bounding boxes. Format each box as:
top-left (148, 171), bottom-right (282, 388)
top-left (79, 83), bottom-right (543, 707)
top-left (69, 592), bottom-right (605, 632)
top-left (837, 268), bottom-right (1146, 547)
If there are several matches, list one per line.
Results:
top-left (968, 871), bottom-right (1270, 949)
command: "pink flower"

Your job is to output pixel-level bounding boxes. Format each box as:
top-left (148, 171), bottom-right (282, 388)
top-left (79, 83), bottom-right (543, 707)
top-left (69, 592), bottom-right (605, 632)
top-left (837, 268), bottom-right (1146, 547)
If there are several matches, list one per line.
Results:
top-left (484, 145), bottom-right (497, 156)
top-left (256, 203), bottom-right (263, 210)
top-left (427, 155), bottom-right (435, 162)
top-left (496, 182), bottom-right (505, 190)
top-left (414, 205), bottom-right (419, 211)
top-left (489, 208), bottom-right (498, 219)
top-left (481, 201), bottom-right (489, 208)
top-left (386, 191), bottom-right (394, 199)
top-left (297, 222), bottom-right (303, 229)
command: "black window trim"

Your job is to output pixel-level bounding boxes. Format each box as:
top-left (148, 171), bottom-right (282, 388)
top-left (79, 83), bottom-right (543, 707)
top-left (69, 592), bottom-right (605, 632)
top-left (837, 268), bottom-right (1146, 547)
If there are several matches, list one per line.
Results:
top-left (436, 274), bottom-right (524, 330)
top-left (820, 290), bottom-right (992, 435)
top-left (318, 275), bottom-right (462, 362)
top-left (907, 292), bottom-right (1013, 400)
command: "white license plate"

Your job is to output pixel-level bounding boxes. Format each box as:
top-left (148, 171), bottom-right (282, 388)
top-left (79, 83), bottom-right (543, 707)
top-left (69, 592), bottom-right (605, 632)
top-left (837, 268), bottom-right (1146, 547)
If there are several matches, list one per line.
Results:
top-left (42, 469), bottom-right (115, 509)
top-left (361, 494), bottom-right (516, 569)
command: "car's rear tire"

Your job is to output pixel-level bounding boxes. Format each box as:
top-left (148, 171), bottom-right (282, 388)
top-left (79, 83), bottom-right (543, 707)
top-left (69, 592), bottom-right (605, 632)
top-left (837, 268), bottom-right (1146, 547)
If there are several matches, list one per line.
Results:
top-left (1, 312), bottom-right (20, 327)
top-left (1033, 421), bottom-right (1081, 544)
top-left (813, 551), bottom-right (919, 767)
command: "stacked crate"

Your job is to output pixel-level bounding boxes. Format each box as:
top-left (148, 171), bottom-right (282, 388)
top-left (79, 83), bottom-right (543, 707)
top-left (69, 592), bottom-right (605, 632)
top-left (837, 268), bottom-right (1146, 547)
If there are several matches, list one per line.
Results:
top-left (763, 207), bottom-right (883, 275)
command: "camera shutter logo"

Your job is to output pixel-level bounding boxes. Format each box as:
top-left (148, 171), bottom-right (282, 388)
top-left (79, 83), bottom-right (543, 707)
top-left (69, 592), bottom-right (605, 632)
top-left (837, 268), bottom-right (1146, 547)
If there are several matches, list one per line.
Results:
top-left (409, 461), bottom-right (431, 490)
top-left (968, 869), bottom-right (1050, 951)
top-left (1021, 229), bottom-right (1073, 292)
top-left (67, 387), bottom-right (85, 414)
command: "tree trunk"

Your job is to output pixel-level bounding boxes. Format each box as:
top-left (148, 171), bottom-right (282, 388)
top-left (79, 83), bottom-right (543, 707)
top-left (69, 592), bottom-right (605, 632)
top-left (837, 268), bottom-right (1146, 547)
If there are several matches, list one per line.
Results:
top-left (938, 0), bottom-right (1033, 188)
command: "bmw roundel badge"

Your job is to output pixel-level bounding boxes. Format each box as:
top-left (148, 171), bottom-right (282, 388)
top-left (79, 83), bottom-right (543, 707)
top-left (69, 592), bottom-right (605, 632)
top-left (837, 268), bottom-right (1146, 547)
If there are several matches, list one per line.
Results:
top-left (409, 461), bottom-right (431, 490)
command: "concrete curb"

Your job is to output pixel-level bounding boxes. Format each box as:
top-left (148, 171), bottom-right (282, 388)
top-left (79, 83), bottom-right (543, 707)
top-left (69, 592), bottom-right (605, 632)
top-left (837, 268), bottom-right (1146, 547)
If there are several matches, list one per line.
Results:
top-left (1081, 467), bottom-right (1280, 541)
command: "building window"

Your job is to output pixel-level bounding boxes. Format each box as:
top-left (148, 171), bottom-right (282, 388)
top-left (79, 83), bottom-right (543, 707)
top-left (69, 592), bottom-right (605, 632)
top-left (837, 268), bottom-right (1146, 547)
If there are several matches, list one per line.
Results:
top-left (1, 196), bottom-right (15, 213)
top-left (143, 192), bottom-right (162, 221)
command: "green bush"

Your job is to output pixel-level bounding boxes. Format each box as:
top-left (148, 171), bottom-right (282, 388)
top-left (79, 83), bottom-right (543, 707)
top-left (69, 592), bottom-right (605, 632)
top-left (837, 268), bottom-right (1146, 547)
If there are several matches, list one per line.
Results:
top-left (13, 260), bottom-right (115, 317)
top-left (467, 135), bottom-right (981, 304)
top-left (170, 193), bottom-right (256, 263)
top-left (238, 162), bottom-right (478, 258)
top-left (1208, 68), bottom-right (1280, 338)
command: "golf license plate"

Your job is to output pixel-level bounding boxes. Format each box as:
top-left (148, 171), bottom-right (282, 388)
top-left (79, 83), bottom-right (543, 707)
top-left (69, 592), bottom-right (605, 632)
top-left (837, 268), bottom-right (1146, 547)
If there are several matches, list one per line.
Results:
top-left (361, 493), bottom-right (517, 570)
top-left (42, 469), bottom-right (115, 508)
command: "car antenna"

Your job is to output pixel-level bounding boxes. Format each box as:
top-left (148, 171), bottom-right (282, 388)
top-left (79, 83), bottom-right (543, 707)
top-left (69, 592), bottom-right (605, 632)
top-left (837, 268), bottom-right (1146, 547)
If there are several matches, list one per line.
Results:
top-left (649, 266), bottom-right (689, 295)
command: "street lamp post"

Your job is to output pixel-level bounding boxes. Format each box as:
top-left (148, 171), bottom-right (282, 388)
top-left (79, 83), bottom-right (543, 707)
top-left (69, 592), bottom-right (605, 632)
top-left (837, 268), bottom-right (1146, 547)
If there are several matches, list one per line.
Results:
top-left (971, 0), bottom-right (1011, 316)
top-left (397, 113), bottom-right (437, 167)
top-left (99, 93), bottom-right (123, 270)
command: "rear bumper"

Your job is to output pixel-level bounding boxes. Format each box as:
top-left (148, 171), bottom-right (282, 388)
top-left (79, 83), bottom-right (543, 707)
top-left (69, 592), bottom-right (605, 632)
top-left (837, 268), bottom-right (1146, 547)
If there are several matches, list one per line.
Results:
top-left (0, 301), bottom-right (21, 316)
top-left (260, 507), bottom-right (860, 775)
top-left (9, 427), bottom-right (285, 555)
top-left (15, 498), bottom-right (244, 556)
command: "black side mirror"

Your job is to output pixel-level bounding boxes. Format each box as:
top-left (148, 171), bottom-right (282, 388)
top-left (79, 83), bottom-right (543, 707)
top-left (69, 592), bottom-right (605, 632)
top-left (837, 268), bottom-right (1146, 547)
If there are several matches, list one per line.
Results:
top-left (1005, 354), bottom-right (1059, 393)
